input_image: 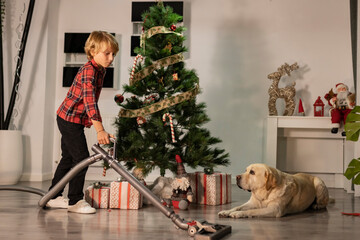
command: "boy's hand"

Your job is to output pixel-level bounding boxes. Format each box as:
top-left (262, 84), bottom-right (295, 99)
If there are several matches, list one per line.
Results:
top-left (97, 130), bottom-right (114, 145)
top-left (91, 119), bottom-right (114, 144)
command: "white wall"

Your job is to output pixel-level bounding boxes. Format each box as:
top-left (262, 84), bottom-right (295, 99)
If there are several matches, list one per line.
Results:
top-left (1, 0), bottom-right (354, 182)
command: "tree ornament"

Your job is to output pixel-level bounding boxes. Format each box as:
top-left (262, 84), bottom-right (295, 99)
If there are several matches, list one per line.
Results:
top-left (172, 73), bottom-right (179, 81)
top-left (129, 54), bottom-right (144, 84)
top-left (103, 166), bottom-right (107, 177)
top-left (204, 167), bottom-right (214, 175)
top-left (114, 94), bottom-right (124, 104)
top-left (159, 77), bottom-right (164, 86)
top-left (163, 42), bottom-right (172, 53)
top-left (162, 113), bottom-right (176, 143)
top-left (144, 93), bottom-right (159, 105)
top-left (170, 24), bottom-right (176, 31)
top-left (137, 116), bottom-right (146, 125)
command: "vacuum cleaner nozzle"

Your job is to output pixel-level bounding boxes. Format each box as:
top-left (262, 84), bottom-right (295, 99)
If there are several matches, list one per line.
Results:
top-left (187, 220), bottom-right (232, 240)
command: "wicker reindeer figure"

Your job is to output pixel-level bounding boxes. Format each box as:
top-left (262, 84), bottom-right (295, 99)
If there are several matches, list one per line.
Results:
top-left (267, 62), bottom-right (299, 116)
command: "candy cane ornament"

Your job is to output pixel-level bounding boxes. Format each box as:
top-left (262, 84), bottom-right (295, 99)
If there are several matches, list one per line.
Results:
top-left (162, 113), bottom-right (176, 143)
top-left (129, 54), bottom-right (143, 83)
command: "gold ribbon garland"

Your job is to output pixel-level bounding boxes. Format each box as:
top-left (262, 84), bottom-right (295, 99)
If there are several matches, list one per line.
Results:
top-left (142, 26), bottom-right (182, 41)
top-left (140, 26), bottom-right (182, 50)
top-left (129, 53), bottom-right (184, 86)
top-left (119, 84), bottom-right (200, 118)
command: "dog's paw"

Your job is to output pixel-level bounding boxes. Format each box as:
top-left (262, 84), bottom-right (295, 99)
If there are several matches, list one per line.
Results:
top-left (229, 211), bottom-right (251, 218)
top-left (218, 210), bottom-right (231, 218)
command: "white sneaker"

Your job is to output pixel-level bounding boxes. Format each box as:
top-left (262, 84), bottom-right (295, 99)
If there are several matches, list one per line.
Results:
top-left (68, 200), bottom-right (96, 214)
top-left (46, 196), bottom-right (69, 209)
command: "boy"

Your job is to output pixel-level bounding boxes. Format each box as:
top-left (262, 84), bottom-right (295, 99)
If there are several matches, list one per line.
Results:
top-left (46, 31), bottom-right (119, 214)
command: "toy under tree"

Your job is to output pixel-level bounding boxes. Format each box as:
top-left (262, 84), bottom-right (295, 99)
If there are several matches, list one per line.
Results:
top-left (113, 2), bottom-right (229, 177)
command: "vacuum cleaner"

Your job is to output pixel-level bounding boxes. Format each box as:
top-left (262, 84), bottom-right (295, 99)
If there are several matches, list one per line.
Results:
top-left (0, 140), bottom-right (231, 240)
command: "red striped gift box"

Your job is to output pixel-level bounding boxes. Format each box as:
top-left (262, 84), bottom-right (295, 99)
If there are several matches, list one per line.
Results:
top-left (189, 172), bottom-right (232, 205)
top-left (109, 181), bottom-right (143, 209)
top-left (85, 186), bottom-right (110, 209)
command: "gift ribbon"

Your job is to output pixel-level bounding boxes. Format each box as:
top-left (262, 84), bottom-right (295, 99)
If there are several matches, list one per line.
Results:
top-left (127, 183), bottom-right (131, 209)
top-left (203, 173), bottom-right (207, 205)
top-left (91, 187), bottom-right (106, 208)
top-left (220, 174), bottom-right (223, 205)
top-left (226, 174), bottom-right (229, 204)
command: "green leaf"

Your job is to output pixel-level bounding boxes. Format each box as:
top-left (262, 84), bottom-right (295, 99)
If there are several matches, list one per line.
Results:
top-left (354, 174), bottom-right (360, 185)
top-left (345, 122), bottom-right (360, 141)
top-left (344, 106), bottom-right (360, 141)
top-left (344, 158), bottom-right (360, 180)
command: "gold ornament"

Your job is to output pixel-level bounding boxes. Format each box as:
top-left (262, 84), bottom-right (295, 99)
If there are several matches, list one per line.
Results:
top-left (172, 73), bottom-right (179, 81)
top-left (164, 42), bottom-right (172, 52)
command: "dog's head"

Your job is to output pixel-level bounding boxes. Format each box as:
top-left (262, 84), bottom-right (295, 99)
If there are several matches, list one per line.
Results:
top-left (236, 163), bottom-right (279, 192)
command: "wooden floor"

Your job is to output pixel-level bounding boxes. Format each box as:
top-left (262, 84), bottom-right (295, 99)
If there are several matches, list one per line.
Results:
top-left (1, 181), bottom-right (360, 240)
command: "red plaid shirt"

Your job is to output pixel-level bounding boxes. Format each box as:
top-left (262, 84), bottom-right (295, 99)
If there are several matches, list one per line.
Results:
top-left (57, 59), bottom-right (105, 127)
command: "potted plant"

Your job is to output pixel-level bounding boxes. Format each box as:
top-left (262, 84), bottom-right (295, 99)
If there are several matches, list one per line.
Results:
top-left (0, 0), bottom-right (35, 185)
top-left (343, 106), bottom-right (360, 185)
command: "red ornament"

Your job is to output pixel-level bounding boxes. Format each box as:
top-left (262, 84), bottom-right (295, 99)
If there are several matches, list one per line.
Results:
top-left (313, 96), bottom-right (325, 117)
top-left (170, 24), bottom-right (176, 31)
top-left (114, 94), bottom-right (124, 104)
top-left (137, 116), bottom-right (146, 125)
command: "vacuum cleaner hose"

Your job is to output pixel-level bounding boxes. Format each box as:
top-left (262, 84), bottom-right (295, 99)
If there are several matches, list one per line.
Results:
top-left (0, 185), bottom-right (47, 196)
top-left (38, 153), bottom-right (103, 208)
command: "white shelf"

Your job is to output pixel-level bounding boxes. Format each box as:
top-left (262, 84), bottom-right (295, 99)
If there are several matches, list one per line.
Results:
top-left (265, 116), bottom-right (354, 189)
top-left (268, 116), bottom-right (332, 129)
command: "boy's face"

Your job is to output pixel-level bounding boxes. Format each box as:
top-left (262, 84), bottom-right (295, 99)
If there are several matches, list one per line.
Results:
top-left (92, 45), bottom-right (116, 68)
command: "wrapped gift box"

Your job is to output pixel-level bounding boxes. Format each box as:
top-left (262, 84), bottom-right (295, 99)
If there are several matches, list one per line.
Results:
top-left (109, 181), bottom-right (143, 209)
top-left (189, 172), bottom-right (232, 205)
top-left (85, 185), bottom-right (110, 209)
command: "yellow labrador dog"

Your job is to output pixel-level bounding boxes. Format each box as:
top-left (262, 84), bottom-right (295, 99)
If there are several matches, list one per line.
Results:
top-left (218, 163), bottom-right (329, 218)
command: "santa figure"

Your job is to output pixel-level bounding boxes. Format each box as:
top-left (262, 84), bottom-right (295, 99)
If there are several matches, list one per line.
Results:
top-left (325, 83), bottom-right (356, 136)
top-left (170, 155), bottom-right (193, 210)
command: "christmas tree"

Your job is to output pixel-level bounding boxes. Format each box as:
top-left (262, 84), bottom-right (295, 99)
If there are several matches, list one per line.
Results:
top-left (114, 2), bottom-right (229, 177)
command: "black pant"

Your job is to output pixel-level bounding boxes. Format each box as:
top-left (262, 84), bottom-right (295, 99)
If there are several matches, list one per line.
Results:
top-left (49, 116), bottom-right (90, 205)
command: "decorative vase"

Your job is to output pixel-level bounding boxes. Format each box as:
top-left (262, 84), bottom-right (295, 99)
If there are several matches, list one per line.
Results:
top-left (0, 130), bottom-right (23, 185)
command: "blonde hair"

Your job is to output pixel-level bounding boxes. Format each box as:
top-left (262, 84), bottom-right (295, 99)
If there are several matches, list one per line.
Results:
top-left (84, 31), bottom-right (119, 60)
